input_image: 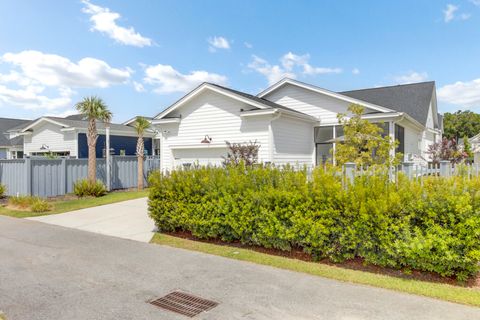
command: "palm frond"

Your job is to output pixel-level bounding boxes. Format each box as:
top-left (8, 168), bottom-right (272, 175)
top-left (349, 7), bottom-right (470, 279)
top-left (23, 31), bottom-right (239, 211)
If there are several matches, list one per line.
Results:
top-left (133, 116), bottom-right (151, 135)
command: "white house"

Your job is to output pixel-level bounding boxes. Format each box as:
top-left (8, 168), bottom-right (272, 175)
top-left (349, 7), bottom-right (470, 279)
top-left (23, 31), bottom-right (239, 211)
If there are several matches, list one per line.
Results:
top-left (465, 133), bottom-right (480, 164)
top-left (0, 117), bottom-right (31, 159)
top-left (8, 115), bottom-right (156, 158)
top-left (151, 78), bottom-right (442, 171)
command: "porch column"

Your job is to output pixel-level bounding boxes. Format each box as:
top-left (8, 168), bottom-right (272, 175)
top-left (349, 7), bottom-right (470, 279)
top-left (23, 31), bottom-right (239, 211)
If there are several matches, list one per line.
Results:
top-left (332, 125), bottom-right (337, 166)
top-left (389, 121), bottom-right (395, 161)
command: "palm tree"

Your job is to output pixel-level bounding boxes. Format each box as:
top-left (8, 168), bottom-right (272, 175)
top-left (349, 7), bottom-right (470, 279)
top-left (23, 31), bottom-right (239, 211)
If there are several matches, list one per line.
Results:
top-left (75, 96), bottom-right (112, 184)
top-left (133, 117), bottom-right (151, 190)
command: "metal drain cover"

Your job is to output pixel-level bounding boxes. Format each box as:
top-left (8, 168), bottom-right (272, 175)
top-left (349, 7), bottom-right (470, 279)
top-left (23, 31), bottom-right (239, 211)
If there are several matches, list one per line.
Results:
top-left (149, 291), bottom-right (218, 317)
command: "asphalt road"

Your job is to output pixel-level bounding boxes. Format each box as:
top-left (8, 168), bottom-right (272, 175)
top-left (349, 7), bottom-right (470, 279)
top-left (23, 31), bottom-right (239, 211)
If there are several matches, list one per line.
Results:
top-left (1, 215), bottom-right (479, 320)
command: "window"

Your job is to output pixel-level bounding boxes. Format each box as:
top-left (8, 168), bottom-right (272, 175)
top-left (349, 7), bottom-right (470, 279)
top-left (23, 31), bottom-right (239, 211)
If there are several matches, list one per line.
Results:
top-left (314, 126), bottom-right (335, 165)
top-left (30, 151), bottom-right (70, 157)
top-left (395, 124), bottom-right (405, 154)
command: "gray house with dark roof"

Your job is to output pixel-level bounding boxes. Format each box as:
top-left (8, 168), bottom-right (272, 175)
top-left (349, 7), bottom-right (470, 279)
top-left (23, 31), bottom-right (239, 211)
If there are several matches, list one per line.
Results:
top-left (151, 78), bottom-right (442, 171)
top-left (0, 117), bottom-right (31, 159)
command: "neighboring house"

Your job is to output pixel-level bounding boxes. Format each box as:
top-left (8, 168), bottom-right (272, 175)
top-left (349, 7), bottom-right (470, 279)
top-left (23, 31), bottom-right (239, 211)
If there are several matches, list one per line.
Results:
top-left (0, 117), bottom-right (31, 159)
top-left (9, 116), bottom-right (156, 158)
top-left (151, 78), bottom-right (442, 171)
top-left (465, 133), bottom-right (480, 164)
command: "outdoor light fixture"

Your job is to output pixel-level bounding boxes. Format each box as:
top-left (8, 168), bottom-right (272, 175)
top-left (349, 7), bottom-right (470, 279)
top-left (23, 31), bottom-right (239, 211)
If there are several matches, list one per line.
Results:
top-left (201, 135), bottom-right (212, 144)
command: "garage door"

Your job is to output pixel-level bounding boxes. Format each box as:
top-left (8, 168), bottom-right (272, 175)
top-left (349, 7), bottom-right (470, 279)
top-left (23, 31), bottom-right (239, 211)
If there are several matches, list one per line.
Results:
top-left (172, 148), bottom-right (227, 168)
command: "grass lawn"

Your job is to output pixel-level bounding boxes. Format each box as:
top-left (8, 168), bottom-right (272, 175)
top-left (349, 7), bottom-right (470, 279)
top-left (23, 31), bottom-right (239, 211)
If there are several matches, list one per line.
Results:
top-left (0, 189), bottom-right (149, 218)
top-left (151, 233), bottom-right (480, 307)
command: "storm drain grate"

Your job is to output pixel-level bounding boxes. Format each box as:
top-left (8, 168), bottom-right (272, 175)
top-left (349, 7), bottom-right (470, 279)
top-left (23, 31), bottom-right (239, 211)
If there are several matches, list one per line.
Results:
top-left (149, 291), bottom-right (219, 317)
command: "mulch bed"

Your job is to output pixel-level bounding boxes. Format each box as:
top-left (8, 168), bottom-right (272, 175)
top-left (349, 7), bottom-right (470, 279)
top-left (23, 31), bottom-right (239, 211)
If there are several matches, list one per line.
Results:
top-left (165, 230), bottom-right (480, 288)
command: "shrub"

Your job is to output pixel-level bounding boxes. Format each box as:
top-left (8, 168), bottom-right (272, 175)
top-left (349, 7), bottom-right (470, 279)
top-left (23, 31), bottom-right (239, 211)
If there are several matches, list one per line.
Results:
top-left (8, 195), bottom-right (51, 212)
top-left (149, 164), bottom-right (480, 281)
top-left (0, 184), bottom-right (6, 198)
top-left (8, 195), bottom-right (35, 209)
top-left (73, 179), bottom-right (107, 197)
top-left (30, 198), bottom-right (51, 212)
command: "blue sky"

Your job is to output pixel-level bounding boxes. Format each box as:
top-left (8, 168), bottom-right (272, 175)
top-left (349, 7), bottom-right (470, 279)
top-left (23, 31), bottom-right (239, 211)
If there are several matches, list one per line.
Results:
top-left (0, 0), bottom-right (479, 122)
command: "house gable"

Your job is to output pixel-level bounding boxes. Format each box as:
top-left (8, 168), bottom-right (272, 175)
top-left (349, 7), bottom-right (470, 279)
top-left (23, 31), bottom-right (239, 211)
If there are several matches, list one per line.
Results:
top-left (155, 83), bottom-right (267, 120)
top-left (23, 121), bottom-right (78, 156)
top-left (261, 82), bottom-right (383, 124)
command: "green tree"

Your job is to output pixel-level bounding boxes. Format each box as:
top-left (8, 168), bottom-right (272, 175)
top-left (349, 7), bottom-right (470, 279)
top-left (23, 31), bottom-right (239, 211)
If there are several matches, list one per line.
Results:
top-left (443, 110), bottom-right (480, 140)
top-left (463, 136), bottom-right (473, 158)
top-left (75, 96), bottom-right (112, 183)
top-left (132, 117), bottom-right (151, 190)
top-left (335, 104), bottom-right (400, 166)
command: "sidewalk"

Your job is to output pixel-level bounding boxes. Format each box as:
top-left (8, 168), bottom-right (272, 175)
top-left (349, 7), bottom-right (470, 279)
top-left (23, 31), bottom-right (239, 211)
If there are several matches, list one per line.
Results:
top-left (28, 197), bottom-right (155, 242)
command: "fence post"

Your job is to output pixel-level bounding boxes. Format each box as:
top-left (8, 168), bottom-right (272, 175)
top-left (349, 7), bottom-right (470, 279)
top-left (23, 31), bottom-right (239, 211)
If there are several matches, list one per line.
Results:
top-left (403, 161), bottom-right (415, 179)
top-left (440, 160), bottom-right (450, 177)
top-left (60, 158), bottom-right (67, 195)
top-left (345, 162), bottom-right (356, 186)
top-left (25, 157), bottom-right (31, 196)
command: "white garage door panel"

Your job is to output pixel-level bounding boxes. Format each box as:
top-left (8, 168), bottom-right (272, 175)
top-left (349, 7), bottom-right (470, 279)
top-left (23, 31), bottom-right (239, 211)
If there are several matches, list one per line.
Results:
top-left (173, 148), bottom-right (227, 167)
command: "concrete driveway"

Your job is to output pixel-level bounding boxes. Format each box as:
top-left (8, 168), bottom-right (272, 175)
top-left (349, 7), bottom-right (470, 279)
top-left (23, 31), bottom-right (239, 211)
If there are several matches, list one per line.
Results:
top-left (1, 216), bottom-right (479, 320)
top-left (28, 197), bottom-right (155, 242)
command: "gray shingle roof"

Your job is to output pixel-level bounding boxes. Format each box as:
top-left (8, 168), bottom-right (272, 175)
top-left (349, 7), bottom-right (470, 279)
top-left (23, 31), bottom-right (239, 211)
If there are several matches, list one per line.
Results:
top-left (340, 81), bottom-right (435, 125)
top-left (0, 117), bottom-right (31, 147)
top-left (46, 117), bottom-right (139, 133)
top-left (10, 116), bottom-right (139, 134)
top-left (64, 114), bottom-right (87, 121)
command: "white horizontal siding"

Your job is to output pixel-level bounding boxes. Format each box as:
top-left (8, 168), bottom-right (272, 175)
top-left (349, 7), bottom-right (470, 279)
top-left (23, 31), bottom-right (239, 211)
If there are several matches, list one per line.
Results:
top-left (264, 83), bottom-right (378, 124)
top-left (24, 122), bottom-right (77, 157)
top-left (271, 115), bottom-right (314, 167)
top-left (403, 124), bottom-right (422, 160)
top-left (159, 90), bottom-right (270, 170)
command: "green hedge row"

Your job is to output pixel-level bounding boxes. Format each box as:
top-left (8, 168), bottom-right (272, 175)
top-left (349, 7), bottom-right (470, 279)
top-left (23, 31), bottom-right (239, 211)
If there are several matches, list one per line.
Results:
top-left (148, 165), bottom-right (480, 280)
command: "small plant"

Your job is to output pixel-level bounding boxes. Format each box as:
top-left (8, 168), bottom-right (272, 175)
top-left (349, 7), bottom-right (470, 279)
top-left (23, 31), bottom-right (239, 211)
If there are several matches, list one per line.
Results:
top-left (0, 184), bottom-right (6, 198)
top-left (30, 198), bottom-right (51, 212)
top-left (8, 195), bottom-right (34, 209)
top-left (8, 195), bottom-right (51, 212)
top-left (73, 179), bottom-right (107, 197)
top-left (223, 140), bottom-right (260, 166)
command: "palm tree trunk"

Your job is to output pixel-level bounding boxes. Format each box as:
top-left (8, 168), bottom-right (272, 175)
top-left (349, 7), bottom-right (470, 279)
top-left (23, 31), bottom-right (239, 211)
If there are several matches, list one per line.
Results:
top-left (87, 118), bottom-right (97, 183)
top-left (137, 136), bottom-right (144, 190)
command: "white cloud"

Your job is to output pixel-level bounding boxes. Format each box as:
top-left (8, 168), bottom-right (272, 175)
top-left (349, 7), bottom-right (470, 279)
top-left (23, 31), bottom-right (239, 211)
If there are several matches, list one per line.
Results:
top-left (352, 68), bottom-right (360, 75)
top-left (45, 108), bottom-right (78, 118)
top-left (244, 42), bottom-right (253, 49)
top-left (82, 0), bottom-right (152, 47)
top-left (393, 71), bottom-right (428, 84)
top-left (0, 50), bottom-right (131, 110)
top-left (143, 64), bottom-right (227, 94)
top-left (470, 0), bottom-right (480, 6)
top-left (207, 36), bottom-right (230, 52)
top-left (0, 85), bottom-right (72, 110)
top-left (444, 4), bottom-right (458, 22)
top-left (438, 78), bottom-right (480, 107)
top-left (248, 52), bottom-right (342, 85)
top-left (442, 4), bottom-right (471, 22)
top-left (1, 51), bottom-right (131, 88)
top-left (133, 81), bottom-right (145, 92)
top-left (248, 55), bottom-right (295, 85)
